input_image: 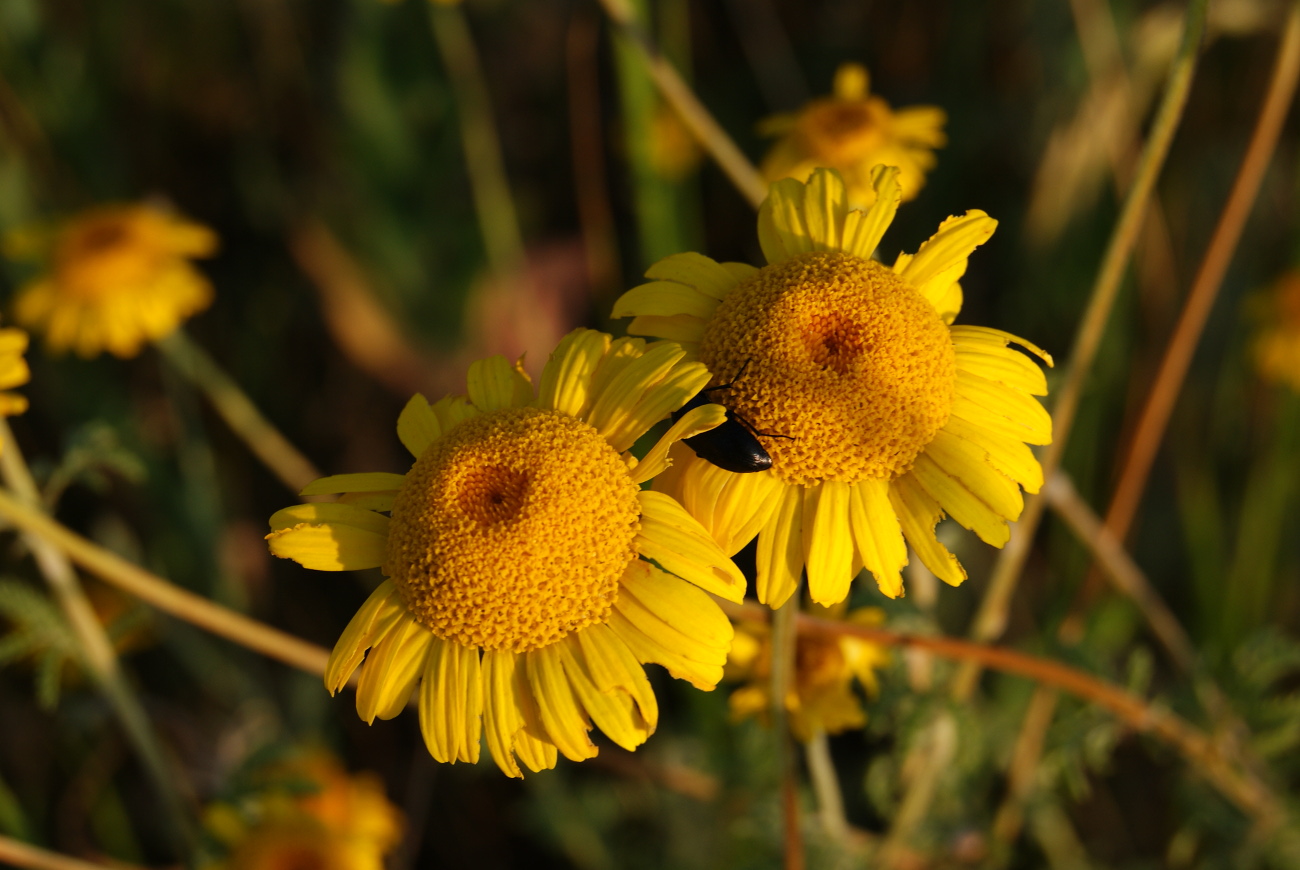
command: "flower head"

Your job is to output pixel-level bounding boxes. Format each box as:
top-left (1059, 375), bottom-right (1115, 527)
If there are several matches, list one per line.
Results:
top-left (200, 750), bottom-right (402, 870)
top-left (726, 603), bottom-right (890, 741)
top-left (267, 329), bottom-right (745, 777)
top-left (1252, 270), bottom-right (1300, 392)
top-left (759, 64), bottom-right (946, 206)
top-left (614, 167), bottom-right (1052, 607)
top-left (8, 203), bottom-right (217, 358)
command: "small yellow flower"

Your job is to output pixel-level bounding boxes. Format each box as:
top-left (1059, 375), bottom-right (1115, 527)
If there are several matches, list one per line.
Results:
top-left (267, 329), bottom-right (745, 777)
top-left (759, 64), bottom-right (946, 206)
top-left (1252, 270), bottom-right (1300, 392)
top-left (727, 603), bottom-right (890, 742)
top-left (614, 167), bottom-right (1052, 607)
top-left (201, 751), bottom-right (402, 870)
top-left (0, 325), bottom-right (30, 417)
top-left (8, 203), bottom-right (217, 358)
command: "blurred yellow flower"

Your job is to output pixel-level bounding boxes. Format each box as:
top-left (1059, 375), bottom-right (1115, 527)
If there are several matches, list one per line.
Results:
top-left (201, 751), bottom-right (403, 870)
top-left (615, 168), bottom-right (1052, 607)
top-left (266, 329), bottom-right (744, 777)
top-left (8, 203), bottom-right (217, 359)
top-left (1253, 270), bottom-right (1300, 392)
top-left (649, 102), bottom-right (703, 182)
top-left (0, 325), bottom-right (30, 418)
top-left (726, 603), bottom-right (891, 742)
top-left (760, 64), bottom-right (946, 207)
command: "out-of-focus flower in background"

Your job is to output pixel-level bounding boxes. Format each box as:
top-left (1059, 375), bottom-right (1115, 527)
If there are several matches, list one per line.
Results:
top-left (0, 324), bottom-right (29, 418)
top-left (200, 750), bottom-right (403, 870)
top-left (619, 168), bottom-right (1052, 608)
top-left (1252, 269), bottom-right (1300, 392)
top-left (266, 329), bottom-right (745, 777)
top-left (6, 203), bottom-right (217, 359)
top-left (759, 64), bottom-right (946, 207)
top-left (726, 603), bottom-right (890, 742)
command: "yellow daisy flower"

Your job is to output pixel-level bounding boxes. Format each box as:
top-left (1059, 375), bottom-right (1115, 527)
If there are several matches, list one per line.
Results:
top-left (8, 203), bottom-right (217, 358)
top-left (726, 603), bottom-right (890, 742)
top-left (201, 751), bottom-right (402, 870)
top-left (1252, 269), bottom-right (1300, 392)
top-left (266, 329), bottom-right (745, 777)
top-left (760, 63), bottom-right (946, 207)
top-left (614, 167), bottom-right (1052, 607)
top-left (0, 325), bottom-right (30, 418)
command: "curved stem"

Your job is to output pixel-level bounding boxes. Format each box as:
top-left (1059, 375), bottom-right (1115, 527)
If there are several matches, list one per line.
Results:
top-left (0, 835), bottom-right (146, 870)
top-left (595, 0), bottom-right (767, 208)
top-left (0, 487), bottom-right (330, 676)
top-left (1086, 0), bottom-right (1300, 604)
top-left (0, 422), bottom-right (194, 851)
top-left (155, 330), bottom-right (321, 494)
top-left (953, 0), bottom-right (1211, 698)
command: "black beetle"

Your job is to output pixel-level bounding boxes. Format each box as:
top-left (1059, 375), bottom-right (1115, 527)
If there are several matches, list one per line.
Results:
top-left (671, 361), bottom-right (791, 474)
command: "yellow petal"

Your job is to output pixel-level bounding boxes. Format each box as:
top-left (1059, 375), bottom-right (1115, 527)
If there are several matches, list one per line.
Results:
top-left (635, 490), bottom-right (747, 601)
top-left (911, 454), bottom-right (1011, 547)
top-left (678, 458), bottom-right (784, 556)
top-left (575, 622), bottom-right (658, 730)
top-left (526, 646), bottom-right (598, 762)
top-left (923, 428), bottom-right (1025, 520)
top-left (888, 474), bottom-right (966, 585)
top-left (338, 491), bottom-right (399, 512)
top-left (802, 168), bottom-right (849, 252)
top-left (586, 342), bottom-right (685, 442)
top-left (950, 324), bottom-right (1053, 367)
top-left (268, 502), bottom-right (390, 535)
top-left (954, 345), bottom-right (1049, 395)
top-left (847, 479), bottom-right (908, 599)
top-left (755, 484), bottom-right (804, 607)
top-left (482, 649), bottom-right (526, 778)
top-left (801, 480), bottom-right (856, 606)
top-left (468, 354), bottom-right (530, 412)
top-left (842, 165), bottom-right (902, 259)
top-left (537, 328), bottom-right (610, 417)
top-left (620, 561), bottom-right (734, 650)
top-left (941, 416), bottom-right (1043, 494)
top-left (419, 637), bottom-right (483, 763)
top-left (758, 177), bottom-right (817, 264)
top-left (612, 280), bottom-right (720, 320)
top-left (645, 251), bottom-right (746, 300)
top-left (601, 358), bottom-right (711, 454)
top-left (396, 394), bottom-right (440, 459)
top-left (432, 394), bottom-right (477, 430)
top-left (300, 472), bottom-right (407, 496)
top-left (627, 314), bottom-right (708, 344)
top-left (266, 522), bottom-right (387, 571)
top-left (559, 636), bottom-right (651, 752)
top-left (632, 403), bottom-right (727, 485)
top-left (325, 580), bottom-right (405, 694)
top-left (955, 370), bottom-right (1052, 445)
top-left (898, 211), bottom-right (997, 301)
top-left (608, 603), bottom-right (725, 690)
top-left (355, 613), bottom-right (432, 723)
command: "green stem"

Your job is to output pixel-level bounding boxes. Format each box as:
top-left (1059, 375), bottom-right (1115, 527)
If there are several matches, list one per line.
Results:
top-left (0, 419), bottom-right (194, 852)
top-left (952, 0), bottom-right (1210, 699)
top-left (155, 330), bottom-right (321, 494)
top-left (427, 2), bottom-right (527, 279)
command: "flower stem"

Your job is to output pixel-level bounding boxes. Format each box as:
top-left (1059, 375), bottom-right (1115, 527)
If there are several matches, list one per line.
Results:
top-left (804, 731), bottom-right (849, 842)
top-left (1078, 0), bottom-right (1300, 612)
top-left (769, 595), bottom-right (803, 869)
top-left (155, 329), bottom-right (321, 494)
top-left (0, 486), bottom-right (330, 676)
top-left (953, 0), bottom-right (1210, 698)
top-left (596, 0), bottom-right (767, 208)
top-left (0, 420), bottom-right (194, 853)
top-left (427, 1), bottom-right (528, 279)
top-left (0, 833), bottom-right (147, 870)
